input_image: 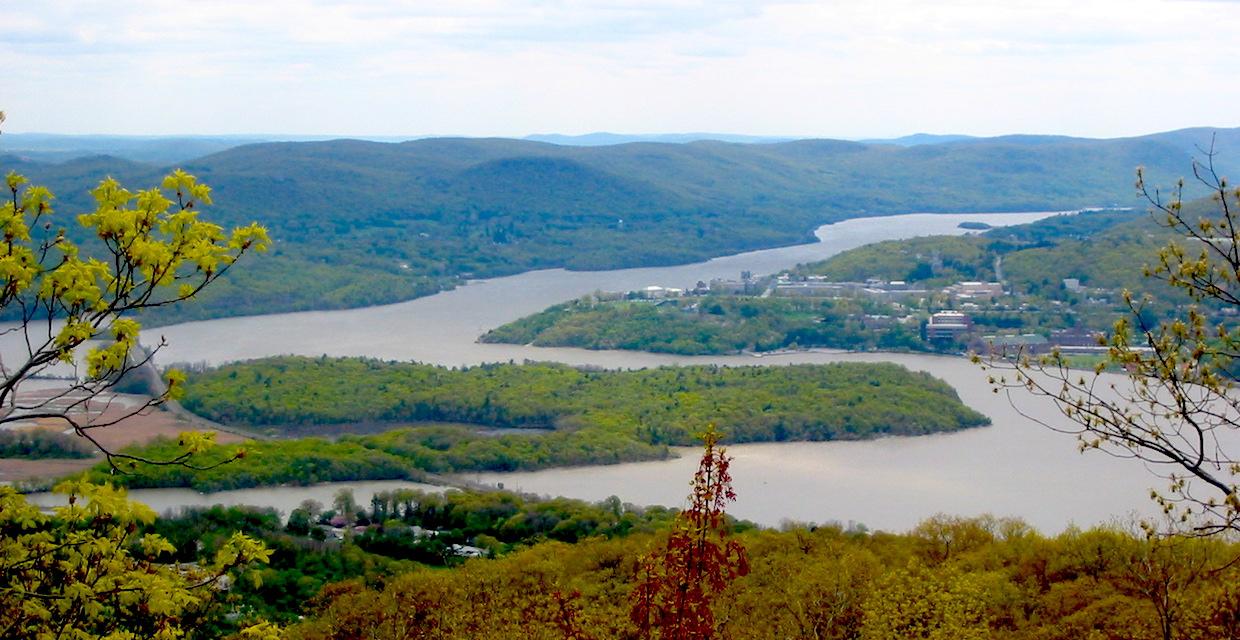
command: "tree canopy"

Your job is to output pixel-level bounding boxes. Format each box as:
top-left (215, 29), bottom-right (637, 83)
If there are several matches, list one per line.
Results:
top-left (1, 113), bottom-right (275, 638)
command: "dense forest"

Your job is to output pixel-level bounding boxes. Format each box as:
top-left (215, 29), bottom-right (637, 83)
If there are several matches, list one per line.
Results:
top-left (287, 517), bottom-right (1240, 640)
top-left (178, 357), bottom-right (988, 441)
top-left (139, 489), bottom-right (1240, 640)
top-left (139, 490), bottom-right (686, 629)
top-left (0, 429), bottom-right (93, 459)
top-left (88, 357), bottom-right (987, 490)
top-left (1, 128), bottom-right (1236, 324)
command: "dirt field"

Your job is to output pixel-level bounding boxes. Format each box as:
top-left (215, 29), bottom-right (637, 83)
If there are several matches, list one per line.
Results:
top-left (0, 387), bottom-right (246, 485)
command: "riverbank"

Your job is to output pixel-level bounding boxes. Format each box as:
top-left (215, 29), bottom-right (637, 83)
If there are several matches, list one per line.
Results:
top-left (8, 212), bottom-right (1168, 532)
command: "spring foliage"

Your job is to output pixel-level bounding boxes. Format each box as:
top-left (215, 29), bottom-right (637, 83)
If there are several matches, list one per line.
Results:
top-left (282, 501), bottom-right (1240, 639)
top-left (0, 482), bottom-right (271, 639)
top-left (0, 152), bottom-right (274, 637)
top-left (0, 168), bottom-right (268, 468)
top-left (96, 358), bottom-right (989, 491)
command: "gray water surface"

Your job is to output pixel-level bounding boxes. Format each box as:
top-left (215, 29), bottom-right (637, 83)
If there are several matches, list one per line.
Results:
top-left (112, 210), bottom-right (1172, 533)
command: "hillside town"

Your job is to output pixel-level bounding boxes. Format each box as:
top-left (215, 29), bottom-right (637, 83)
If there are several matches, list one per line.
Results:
top-left (605, 270), bottom-right (1117, 356)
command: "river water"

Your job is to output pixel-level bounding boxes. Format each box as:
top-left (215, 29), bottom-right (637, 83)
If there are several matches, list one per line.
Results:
top-left (35, 211), bottom-right (1173, 533)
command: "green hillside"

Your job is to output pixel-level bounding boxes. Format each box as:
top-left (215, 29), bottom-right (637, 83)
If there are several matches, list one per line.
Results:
top-left (2, 127), bottom-right (1236, 324)
top-left (802, 208), bottom-right (1172, 298)
top-left (480, 207), bottom-right (1221, 356)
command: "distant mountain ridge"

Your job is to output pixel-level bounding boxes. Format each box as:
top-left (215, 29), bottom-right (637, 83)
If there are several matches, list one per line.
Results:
top-left (1, 125), bottom-right (1237, 324)
top-left (0, 133), bottom-right (419, 164)
top-left (858, 133), bottom-right (979, 146)
top-left (523, 132), bottom-right (797, 146)
top-left (4, 126), bottom-right (1237, 162)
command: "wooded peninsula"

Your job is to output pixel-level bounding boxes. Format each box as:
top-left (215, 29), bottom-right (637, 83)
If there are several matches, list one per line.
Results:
top-left (95, 357), bottom-right (988, 491)
top-left (481, 207), bottom-right (1225, 356)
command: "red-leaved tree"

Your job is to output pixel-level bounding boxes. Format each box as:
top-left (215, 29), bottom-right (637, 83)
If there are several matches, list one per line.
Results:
top-left (631, 426), bottom-right (750, 639)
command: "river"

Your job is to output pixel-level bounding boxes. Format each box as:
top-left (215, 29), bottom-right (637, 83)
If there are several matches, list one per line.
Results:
top-left (37, 211), bottom-right (1171, 533)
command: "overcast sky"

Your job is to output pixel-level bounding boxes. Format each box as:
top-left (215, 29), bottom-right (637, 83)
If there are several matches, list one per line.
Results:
top-left (4, 0), bottom-right (1239, 139)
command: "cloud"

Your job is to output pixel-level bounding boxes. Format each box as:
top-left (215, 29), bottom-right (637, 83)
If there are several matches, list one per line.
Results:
top-left (3, 0), bottom-right (1239, 137)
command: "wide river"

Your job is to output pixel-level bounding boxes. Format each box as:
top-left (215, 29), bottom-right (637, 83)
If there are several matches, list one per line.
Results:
top-left (47, 211), bottom-right (1170, 533)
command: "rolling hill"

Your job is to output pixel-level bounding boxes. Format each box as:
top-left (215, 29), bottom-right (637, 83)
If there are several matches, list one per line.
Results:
top-left (1, 126), bottom-right (1236, 323)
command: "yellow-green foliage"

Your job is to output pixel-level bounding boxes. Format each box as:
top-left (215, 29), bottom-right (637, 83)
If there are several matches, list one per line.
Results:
top-left (0, 483), bottom-right (271, 639)
top-left (2, 169), bottom-right (269, 382)
top-left (0, 167), bottom-right (275, 638)
top-left (181, 357), bottom-right (987, 442)
top-left (285, 516), bottom-right (1240, 640)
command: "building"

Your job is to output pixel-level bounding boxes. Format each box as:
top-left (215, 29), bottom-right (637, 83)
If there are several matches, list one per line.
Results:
top-left (771, 281), bottom-right (860, 297)
top-left (946, 281), bottom-right (1005, 300)
top-left (634, 285), bottom-right (683, 299)
top-left (771, 279), bottom-right (927, 301)
top-left (710, 277), bottom-right (764, 295)
top-left (982, 333), bottom-right (1050, 355)
top-left (924, 311), bottom-right (973, 340)
top-left (451, 544), bottom-right (486, 558)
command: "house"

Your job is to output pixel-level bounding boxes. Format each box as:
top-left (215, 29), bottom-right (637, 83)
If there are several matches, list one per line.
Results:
top-left (451, 544), bottom-right (486, 558)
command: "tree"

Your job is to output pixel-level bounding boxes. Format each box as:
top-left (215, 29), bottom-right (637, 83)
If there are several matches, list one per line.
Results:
top-left (630, 426), bottom-right (749, 640)
top-left (0, 156), bottom-right (268, 469)
top-left (982, 144), bottom-right (1239, 536)
top-left (0, 481), bottom-right (271, 640)
top-left (0, 113), bottom-right (275, 637)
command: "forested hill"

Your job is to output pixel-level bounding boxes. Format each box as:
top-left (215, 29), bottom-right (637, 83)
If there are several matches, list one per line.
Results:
top-left (1, 127), bottom-right (1236, 324)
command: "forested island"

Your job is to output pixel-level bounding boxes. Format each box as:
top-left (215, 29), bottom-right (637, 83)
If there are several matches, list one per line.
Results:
top-left (94, 357), bottom-right (988, 490)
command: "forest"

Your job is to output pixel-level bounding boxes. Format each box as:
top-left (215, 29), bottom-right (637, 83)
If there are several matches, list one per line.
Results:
top-left (91, 356), bottom-right (988, 490)
top-left (135, 489), bottom-right (687, 629)
top-left (3, 129), bottom-right (1237, 325)
top-left (286, 516), bottom-right (1240, 640)
top-left (93, 467), bottom-right (1240, 640)
top-left (480, 296), bottom-right (924, 354)
top-left (0, 429), bottom-right (94, 459)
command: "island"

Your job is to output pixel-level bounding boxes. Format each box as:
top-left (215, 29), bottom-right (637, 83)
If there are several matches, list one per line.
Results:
top-left (94, 356), bottom-right (989, 491)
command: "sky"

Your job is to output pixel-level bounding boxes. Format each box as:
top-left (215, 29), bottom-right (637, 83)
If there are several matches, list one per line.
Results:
top-left (4, 0), bottom-right (1240, 139)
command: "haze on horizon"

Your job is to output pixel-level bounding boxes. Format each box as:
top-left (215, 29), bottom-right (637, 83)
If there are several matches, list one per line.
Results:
top-left (5, 0), bottom-right (1240, 140)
